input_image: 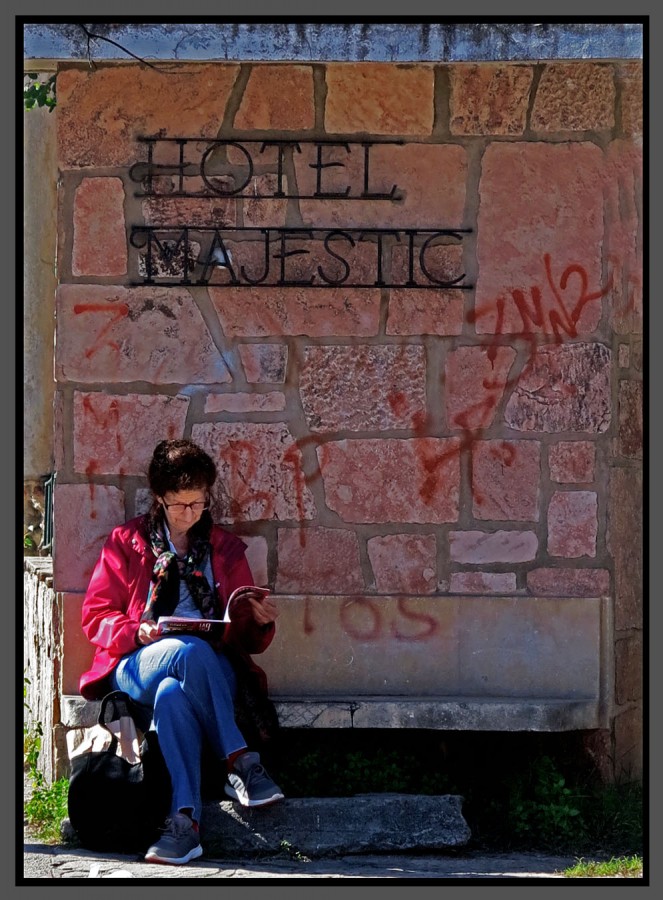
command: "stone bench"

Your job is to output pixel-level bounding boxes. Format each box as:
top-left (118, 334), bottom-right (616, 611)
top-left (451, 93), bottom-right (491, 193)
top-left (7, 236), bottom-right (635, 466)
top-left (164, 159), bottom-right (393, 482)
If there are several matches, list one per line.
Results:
top-left (62, 693), bottom-right (601, 732)
top-left (58, 692), bottom-right (602, 780)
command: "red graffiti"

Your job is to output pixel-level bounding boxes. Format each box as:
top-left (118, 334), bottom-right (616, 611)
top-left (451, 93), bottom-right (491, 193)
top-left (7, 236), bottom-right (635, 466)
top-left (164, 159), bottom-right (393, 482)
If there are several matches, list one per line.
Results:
top-left (302, 596), bottom-right (315, 635)
top-left (339, 597), bottom-right (382, 641)
top-left (391, 598), bottom-right (438, 641)
top-left (73, 302), bottom-right (129, 360)
top-left (302, 596), bottom-right (440, 642)
top-left (282, 443), bottom-right (309, 544)
top-left (221, 439), bottom-right (275, 521)
top-left (293, 433), bottom-right (326, 487)
top-left (469, 254), bottom-right (610, 392)
top-left (489, 441), bottom-right (516, 467)
top-left (387, 390), bottom-right (408, 418)
top-left (84, 461), bottom-right (99, 516)
top-left (81, 396), bottom-right (122, 454)
top-left (411, 410), bottom-right (430, 435)
top-left (426, 253), bottom-right (612, 506)
top-left (417, 440), bottom-right (459, 506)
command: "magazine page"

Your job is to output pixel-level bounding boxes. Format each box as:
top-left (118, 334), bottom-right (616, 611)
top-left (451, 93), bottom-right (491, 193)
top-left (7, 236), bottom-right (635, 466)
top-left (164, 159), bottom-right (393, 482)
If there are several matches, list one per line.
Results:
top-left (221, 585), bottom-right (271, 622)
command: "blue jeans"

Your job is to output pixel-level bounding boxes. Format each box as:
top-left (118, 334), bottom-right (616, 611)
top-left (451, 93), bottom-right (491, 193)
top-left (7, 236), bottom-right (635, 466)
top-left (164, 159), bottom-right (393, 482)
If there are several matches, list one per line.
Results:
top-left (110, 635), bottom-right (247, 822)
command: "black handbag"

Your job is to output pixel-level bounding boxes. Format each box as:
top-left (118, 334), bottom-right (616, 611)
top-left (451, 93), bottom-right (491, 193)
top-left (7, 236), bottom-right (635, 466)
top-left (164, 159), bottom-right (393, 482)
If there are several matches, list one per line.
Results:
top-left (67, 691), bottom-right (171, 852)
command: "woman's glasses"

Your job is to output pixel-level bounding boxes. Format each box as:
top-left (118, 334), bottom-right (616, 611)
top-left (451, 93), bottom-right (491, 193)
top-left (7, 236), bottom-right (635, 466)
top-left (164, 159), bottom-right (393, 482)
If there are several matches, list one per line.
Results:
top-left (162, 500), bottom-right (210, 514)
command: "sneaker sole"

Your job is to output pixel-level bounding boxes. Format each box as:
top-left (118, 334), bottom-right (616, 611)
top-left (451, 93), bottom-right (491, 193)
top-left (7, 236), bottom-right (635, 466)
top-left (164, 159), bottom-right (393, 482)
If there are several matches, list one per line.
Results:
top-left (224, 785), bottom-right (285, 807)
top-left (145, 844), bottom-right (203, 865)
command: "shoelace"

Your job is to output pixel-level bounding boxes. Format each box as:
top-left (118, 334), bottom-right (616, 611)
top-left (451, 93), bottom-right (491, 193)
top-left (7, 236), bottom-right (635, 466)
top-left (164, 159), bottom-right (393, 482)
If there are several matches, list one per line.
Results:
top-left (161, 816), bottom-right (191, 837)
top-left (247, 763), bottom-right (265, 779)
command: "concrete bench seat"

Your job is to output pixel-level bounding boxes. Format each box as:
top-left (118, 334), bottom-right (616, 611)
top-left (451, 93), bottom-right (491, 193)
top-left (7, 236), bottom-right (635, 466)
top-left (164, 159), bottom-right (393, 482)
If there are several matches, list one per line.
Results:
top-left (61, 693), bottom-right (601, 732)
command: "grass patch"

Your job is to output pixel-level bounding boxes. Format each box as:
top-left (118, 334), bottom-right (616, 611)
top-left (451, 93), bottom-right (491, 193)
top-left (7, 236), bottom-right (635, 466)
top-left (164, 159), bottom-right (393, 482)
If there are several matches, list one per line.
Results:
top-left (24, 775), bottom-right (70, 844)
top-left (561, 855), bottom-right (644, 878)
top-left (24, 675), bottom-right (70, 844)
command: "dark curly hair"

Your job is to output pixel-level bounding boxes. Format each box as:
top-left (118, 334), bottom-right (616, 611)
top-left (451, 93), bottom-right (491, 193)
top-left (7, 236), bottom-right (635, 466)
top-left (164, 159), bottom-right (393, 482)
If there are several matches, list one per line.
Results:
top-left (146, 439), bottom-right (217, 534)
top-left (148, 439), bottom-right (217, 495)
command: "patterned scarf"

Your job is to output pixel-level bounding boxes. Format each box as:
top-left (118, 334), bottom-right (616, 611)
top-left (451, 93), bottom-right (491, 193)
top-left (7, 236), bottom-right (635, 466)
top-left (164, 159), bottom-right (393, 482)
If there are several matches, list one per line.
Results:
top-left (141, 516), bottom-right (220, 623)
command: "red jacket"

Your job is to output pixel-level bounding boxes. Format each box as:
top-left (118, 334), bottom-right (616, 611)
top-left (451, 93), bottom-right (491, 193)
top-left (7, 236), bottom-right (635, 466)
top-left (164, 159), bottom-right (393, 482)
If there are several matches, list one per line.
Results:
top-left (79, 516), bottom-right (275, 700)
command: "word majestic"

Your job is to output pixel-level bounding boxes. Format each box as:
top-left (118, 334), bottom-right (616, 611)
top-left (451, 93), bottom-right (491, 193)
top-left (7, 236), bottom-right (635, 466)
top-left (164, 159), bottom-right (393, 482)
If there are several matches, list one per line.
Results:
top-left (129, 226), bottom-right (471, 289)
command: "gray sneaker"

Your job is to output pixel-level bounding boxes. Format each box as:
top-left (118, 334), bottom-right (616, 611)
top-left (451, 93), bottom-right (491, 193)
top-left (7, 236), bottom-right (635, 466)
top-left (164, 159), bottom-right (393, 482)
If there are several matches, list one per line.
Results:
top-left (225, 751), bottom-right (285, 807)
top-left (144, 813), bottom-right (203, 865)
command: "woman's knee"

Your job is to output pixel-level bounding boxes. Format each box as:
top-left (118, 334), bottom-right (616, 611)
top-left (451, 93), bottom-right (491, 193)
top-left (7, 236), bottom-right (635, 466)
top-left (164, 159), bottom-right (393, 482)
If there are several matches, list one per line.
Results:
top-left (170, 635), bottom-right (220, 680)
top-left (153, 676), bottom-right (184, 713)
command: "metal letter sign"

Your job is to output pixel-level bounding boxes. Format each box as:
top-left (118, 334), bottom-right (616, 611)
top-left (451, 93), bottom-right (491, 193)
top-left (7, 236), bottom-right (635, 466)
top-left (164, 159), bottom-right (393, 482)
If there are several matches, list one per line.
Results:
top-left (128, 138), bottom-right (473, 290)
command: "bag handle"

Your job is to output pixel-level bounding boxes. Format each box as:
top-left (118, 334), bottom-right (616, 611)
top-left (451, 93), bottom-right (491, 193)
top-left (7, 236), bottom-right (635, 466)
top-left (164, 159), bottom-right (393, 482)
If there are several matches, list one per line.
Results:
top-left (98, 690), bottom-right (135, 727)
top-left (97, 690), bottom-right (139, 757)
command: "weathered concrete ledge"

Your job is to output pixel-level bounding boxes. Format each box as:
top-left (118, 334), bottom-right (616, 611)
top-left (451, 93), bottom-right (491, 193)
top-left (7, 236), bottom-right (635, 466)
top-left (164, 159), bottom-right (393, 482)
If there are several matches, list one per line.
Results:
top-left (23, 22), bottom-right (643, 64)
top-left (62, 694), bottom-right (601, 733)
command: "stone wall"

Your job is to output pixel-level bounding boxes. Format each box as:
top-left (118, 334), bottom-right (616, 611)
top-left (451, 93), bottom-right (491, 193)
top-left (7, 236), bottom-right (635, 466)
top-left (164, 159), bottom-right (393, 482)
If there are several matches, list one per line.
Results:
top-left (47, 58), bottom-right (643, 782)
top-left (24, 559), bottom-right (62, 783)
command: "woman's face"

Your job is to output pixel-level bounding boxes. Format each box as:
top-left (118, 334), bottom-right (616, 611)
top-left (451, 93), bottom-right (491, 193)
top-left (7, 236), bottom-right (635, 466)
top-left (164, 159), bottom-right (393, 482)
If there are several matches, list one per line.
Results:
top-left (159, 488), bottom-right (209, 534)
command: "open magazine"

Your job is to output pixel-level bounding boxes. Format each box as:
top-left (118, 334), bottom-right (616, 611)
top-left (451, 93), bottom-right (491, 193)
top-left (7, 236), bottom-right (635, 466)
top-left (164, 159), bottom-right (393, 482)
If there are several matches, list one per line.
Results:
top-left (157, 585), bottom-right (271, 636)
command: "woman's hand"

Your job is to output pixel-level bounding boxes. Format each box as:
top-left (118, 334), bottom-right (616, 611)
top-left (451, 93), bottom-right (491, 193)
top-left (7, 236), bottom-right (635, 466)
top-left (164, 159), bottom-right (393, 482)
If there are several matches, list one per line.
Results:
top-left (135, 620), bottom-right (160, 646)
top-left (247, 594), bottom-right (279, 627)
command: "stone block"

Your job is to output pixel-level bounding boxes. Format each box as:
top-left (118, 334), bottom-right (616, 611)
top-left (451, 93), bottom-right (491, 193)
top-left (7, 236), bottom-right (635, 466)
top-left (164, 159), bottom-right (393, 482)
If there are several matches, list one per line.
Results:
top-left (62, 593), bottom-right (93, 695)
top-left (238, 344), bottom-right (288, 383)
top-left (449, 530), bottom-right (538, 564)
top-left (472, 439), bottom-right (541, 521)
top-left (475, 143), bottom-right (605, 336)
top-left (73, 392), bottom-right (190, 475)
top-left (318, 438), bottom-right (461, 524)
top-left (299, 345), bottom-right (426, 432)
top-left (367, 533), bottom-right (437, 593)
top-left (445, 346), bottom-right (516, 431)
top-left (325, 63), bottom-right (434, 135)
top-left (237, 535), bottom-right (269, 587)
top-left (24, 559), bottom-right (60, 784)
top-left (608, 469), bottom-right (642, 630)
top-left (618, 380), bottom-right (643, 459)
top-left (209, 286), bottom-right (381, 337)
top-left (531, 62), bottom-right (615, 132)
top-left (141, 194), bottom-right (236, 228)
top-left (526, 568), bottom-right (609, 597)
top-left (613, 705), bottom-right (643, 782)
top-left (297, 143), bottom-right (467, 229)
top-left (258, 595), bottom-right (605, 702)
top-left (614, 634), bottom-right (643, 704)
top-left (72, 178), bottom-right (127, 277)
top-left (604, 141), bottom-right (643, 335)
top-left (547, 491), bottom-right (598, 559)
top-left (276, 527), bottom-right (364, 594)
top-left (449, 63), bottom-right (533, 134)
top-left (52, 484), bottom-right (125, 593)
top-left (235, 64), bottom-right (314, 130)
top-left (449, 572), bottom-right (517, 594)
top-left (504, 343), bottom-right (611, 433)
top-left (204, 392), bottom-right (286, 413)
top-left (548, 441), bottom-right (596, 483)
top-left (202, 794), bottom-right (471, 858)
top-left (617, 61), bottom-right (643, 136)
top-left (57, 64), bottom-right (239, 168)
top-left (56, 285), bottom-right (231, 385)
top-left (192, 422), bottom-right (316, 523)
top-left (386, 290), bottom-right (465, 336)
